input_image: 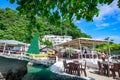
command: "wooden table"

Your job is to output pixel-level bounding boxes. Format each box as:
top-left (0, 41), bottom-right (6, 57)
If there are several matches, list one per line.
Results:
top-left (68, 61), bottom-right (82, 76)
top-left (102, 61), bottom-right (113, 77)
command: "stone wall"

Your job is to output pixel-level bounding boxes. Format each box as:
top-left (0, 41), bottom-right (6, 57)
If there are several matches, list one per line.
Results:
top-left (0, 56), bottom-right (28, 80)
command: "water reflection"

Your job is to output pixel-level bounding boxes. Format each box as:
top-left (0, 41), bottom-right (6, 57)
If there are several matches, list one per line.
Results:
top-left (23, 65), bottom-right (55, 80)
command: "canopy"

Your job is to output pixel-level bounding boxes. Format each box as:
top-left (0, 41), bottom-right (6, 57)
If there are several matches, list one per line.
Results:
top-left (56, 38), bottom-right (108, 47)
top-left (0, 40), bottom-right (26, 46)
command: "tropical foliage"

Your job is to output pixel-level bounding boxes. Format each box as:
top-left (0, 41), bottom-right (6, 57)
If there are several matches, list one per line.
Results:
top-left (4, 0), bottom-right (120, 53)
top-left (0, 8), bottom-right (91, 43)
top-left (8, 0), bottom-right (118, 37)
top-left (96, 43), bottom-right (120, 55)
top-left (43, 40), bottom-right (53, 47)
top-left (95, 37), bottom-right (120, 55)
top-left (0, 8), bottom-right (28, 42)
top-left (9, 0), bottom-right (116, 23)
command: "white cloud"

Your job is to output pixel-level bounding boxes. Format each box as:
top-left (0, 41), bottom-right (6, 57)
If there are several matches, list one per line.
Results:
top-left (94, 35), bottom-right (120, 43)
top-left (93, 0), bottom-right (120, 30)
top-left (109, 35), bottom-right (120, 40)
top-left (94, 0), bottom-right (120, 21)
top-left (109, 35), bottom-right (120, 43)
top-left (95, 23), bottom-right (110, 30)
top-left (94, 36), bottom-right (106, 40)
top-left (96, 23), bottom-right (110, 27)
top-left (95, 21), bottom-right (118, 30)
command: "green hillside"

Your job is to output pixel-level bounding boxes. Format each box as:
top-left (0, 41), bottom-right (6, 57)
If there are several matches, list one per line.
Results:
top-left (0, 8), bottom-right (91, 43)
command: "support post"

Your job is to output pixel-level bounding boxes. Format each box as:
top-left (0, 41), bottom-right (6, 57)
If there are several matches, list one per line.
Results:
top-left (3, 43), bottom-right (6, 54)
top-left (108, 40), bottom-right (110, 61)
top-left (68, 43), bottom-right (70, 59)
top-left (79, 39), bottom-right (82, 59)
top-left (92, 42), bottom-right (95, 59)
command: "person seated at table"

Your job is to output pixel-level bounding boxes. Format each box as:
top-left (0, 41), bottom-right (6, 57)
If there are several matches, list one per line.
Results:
top-left (100, 52), bottom-right (108, 74)
top-left (84, 49), bottom-right (87, 54)
top-left (104, 51), bottom-right (108, 58)
top-left (101, 51), bottom-right (106, 61)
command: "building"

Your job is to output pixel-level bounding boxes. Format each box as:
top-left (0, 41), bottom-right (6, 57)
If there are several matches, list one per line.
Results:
top-left (0, 40), bottom-right (29, 54)
top-left (42, 35), bottom-right (72, 46)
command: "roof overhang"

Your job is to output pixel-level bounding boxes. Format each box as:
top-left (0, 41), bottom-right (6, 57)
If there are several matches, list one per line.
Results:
top-left (55, 38), bottom-right (108, 47)
top-left (0, 40), bottom-right (26, 46)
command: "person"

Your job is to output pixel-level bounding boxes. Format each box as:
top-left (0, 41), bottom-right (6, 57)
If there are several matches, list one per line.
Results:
top-left (101, 51), bottom-right (106, 61)
top-left (104, 51), bottom-right (108, 58)
top-left (84, 49), bottom-right (87, 54)
top-left (100, 51), bottom-right (108, 74)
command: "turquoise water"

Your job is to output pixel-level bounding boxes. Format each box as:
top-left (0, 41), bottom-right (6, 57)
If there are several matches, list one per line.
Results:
top-left (23, 65), bottom-right (56, 80)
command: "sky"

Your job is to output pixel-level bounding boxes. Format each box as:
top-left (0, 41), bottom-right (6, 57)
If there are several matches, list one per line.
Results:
top-left (74, 0), bottom-right (120, 44)
top-left (0, 0), bottom-right (120, 43)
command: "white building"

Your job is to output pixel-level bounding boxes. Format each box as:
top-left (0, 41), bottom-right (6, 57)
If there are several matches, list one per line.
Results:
top-left (42, 35), bottom-right (72, 46)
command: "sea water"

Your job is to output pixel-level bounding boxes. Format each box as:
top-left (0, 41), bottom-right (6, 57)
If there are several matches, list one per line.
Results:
top-left (22, 65), bottom-right (56, 80)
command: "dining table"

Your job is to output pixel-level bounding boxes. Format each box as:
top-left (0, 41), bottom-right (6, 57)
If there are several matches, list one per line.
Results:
top-left (68, 61), bottom-right (82, 76)
top-left (102, 61), bottom-right (113, 77)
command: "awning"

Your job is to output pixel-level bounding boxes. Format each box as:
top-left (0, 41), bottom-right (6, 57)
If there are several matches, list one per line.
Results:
top-left (0, 40), bottom-right (26, 46)
top-left (56, 38), bottom-right (108, 47)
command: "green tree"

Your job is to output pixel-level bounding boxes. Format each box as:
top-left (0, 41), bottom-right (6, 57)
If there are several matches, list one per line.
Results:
top-left (104, 37), bottom-right (114, 44)
top-left (0, 8), bottom-right (91, 43)
top-left (8, 0), bottom-right (116, 42)
top-left (9, 0), bottom-right (115, 22)
top-left (0, 8), bottom-right (29, 42)
top-left (43, 40), bottom-right (53, 47)
top-left (95, 37), bottom-right (120, 55)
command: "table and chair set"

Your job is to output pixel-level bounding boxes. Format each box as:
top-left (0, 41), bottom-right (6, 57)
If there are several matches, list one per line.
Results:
top-left (63, 60), bottom-right (87, 77)
top-left (98, 61), bottom-right (120, 79)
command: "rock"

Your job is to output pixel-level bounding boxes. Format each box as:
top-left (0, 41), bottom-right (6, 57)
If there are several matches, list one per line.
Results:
top-left (0, 56), bottom-right (28, 80)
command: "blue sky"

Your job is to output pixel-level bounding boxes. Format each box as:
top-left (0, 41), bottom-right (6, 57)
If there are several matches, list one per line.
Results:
top-left (0, 0), bottom-right (17, 9)
top-left (74, 0), bottom-right (120, 43)
top-left (0, 0), bottom-right (120, 43)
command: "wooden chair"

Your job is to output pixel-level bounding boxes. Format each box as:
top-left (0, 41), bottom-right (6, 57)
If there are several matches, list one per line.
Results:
top-left (111, 63), bottom-right (120, 79)
top-left (97, 61), bottom-right (106, 74)
top-left (79, 54), bottom-right (82, 58)
top-left (80, 60), bottom-right (87, 76)
top-left (118, 56), bottom-right (120, 59)
top-left (68, 62), bottom-right (80, 75)
top-left (63, 60), bottom-right (69, 73)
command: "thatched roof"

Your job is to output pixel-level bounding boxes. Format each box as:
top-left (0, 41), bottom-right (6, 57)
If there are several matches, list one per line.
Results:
top-left (56, 38), bottom-right (108, 47)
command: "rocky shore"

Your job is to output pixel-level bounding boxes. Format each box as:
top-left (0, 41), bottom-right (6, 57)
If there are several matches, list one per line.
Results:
top-left (0, 56), bottom-right (28, 80)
